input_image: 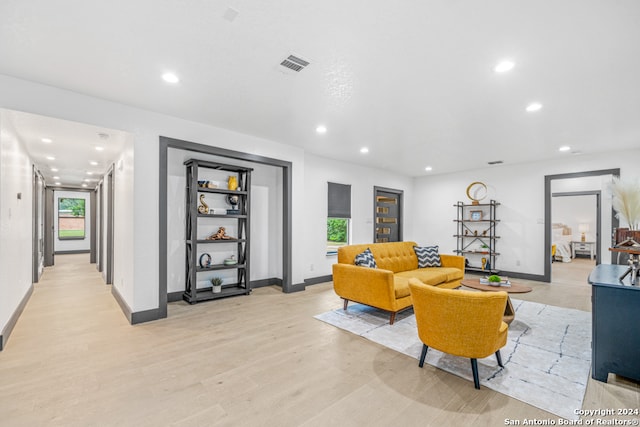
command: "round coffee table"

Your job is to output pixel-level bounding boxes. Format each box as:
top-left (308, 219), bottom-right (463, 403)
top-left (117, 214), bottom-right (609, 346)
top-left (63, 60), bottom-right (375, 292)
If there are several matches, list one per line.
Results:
top-left (460, 278), bottom-right (532, 325)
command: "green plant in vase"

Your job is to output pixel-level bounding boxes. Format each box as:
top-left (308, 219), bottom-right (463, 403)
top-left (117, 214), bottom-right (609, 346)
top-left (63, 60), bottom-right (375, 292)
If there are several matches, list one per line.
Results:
top-left (488, 275), bottom-right (501, 285)
top-left (211, 277), bottom-right (223, 293)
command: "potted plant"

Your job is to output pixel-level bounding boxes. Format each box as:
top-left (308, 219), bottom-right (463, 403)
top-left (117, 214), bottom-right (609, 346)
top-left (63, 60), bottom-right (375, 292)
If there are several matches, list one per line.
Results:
top-left (210, 277), bottom-right (223, 293)
top-left (488, 275), bottom-right (502, 286)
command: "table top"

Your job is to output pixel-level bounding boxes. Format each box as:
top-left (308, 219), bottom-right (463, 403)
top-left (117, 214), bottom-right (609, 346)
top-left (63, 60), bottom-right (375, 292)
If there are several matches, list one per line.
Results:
top-left (609, 246), bottom-right (640, 256)
top-left (461, 278), bottom-right (532, 294)
top-left (588, 264), bottom-right (640, 289)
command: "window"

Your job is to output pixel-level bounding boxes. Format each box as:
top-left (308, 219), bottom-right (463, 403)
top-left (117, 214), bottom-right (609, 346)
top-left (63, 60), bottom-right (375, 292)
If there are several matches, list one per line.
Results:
top-left (327, 182), bottom-right (351, 255)
top-left (58, 197), bottom-right (86, 239)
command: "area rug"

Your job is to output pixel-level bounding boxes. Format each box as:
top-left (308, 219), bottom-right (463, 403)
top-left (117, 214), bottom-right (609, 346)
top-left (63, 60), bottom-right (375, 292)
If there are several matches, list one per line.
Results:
top-left (315, 299), bottom-right (591, 420)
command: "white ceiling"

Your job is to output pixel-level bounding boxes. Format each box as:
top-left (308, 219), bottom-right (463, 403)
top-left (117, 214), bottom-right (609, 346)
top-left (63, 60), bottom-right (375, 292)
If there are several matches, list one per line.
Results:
top-left (1, 0), bottom-right (639, 179)
top-left (2, 109), bottom-right (128, 188)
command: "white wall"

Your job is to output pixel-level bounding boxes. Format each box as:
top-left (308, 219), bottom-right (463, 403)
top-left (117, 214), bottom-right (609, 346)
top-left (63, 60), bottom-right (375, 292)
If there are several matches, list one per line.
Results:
top-left (0, 110), bottom-right (34, 334)
top-left (112, 145), bottom-right (135, 304)
top-left (53, 190), bottom-right (91, 252)
top-left (303, 153), bottom-right (415, 278)
top-left (413, 149), bottom-right (640, 276)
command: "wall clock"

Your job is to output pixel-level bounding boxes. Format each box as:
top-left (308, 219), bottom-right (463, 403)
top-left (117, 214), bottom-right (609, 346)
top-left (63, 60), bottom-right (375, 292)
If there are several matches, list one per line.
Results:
top-left (466, 182), bottom-right (487, 205)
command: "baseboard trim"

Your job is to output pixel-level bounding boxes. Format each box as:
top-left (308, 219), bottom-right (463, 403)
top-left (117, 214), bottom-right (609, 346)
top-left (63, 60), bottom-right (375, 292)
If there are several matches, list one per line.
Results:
top-left (131, 308), bottom-right (163, 325)
top-left (111, 285), bottom-right (133, 323)
top-left (499, 270), bottom-right (547, 283)
top-left (251, 277), bottom-right (283, 289)
top-left (1, 284), bottom-right (34, 351)
top-left (111, 285), bottom-right (163, 324)
top-left (286, 282), bottom-right (306, 293)
top-left (54, 250), bottom-right (91, 255)
top-left (167, 291), bottom-right (183, 303)
top-left (304, 275), bottom-right (332, 286)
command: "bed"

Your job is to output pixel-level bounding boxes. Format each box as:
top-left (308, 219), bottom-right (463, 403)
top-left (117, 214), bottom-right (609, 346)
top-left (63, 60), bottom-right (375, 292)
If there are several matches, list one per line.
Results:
top-left (552, 223), bottom-right (573, 262)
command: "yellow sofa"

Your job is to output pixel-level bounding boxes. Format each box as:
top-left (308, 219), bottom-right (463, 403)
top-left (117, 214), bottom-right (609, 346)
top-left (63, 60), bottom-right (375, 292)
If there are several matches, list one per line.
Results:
top-left (332, 241), bottom-right (465, 324)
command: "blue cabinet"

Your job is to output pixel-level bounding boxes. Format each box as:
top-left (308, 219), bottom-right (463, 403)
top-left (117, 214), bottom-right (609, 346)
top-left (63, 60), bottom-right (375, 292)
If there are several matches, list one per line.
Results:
top-left (588, 264), bottom-right (640, 382)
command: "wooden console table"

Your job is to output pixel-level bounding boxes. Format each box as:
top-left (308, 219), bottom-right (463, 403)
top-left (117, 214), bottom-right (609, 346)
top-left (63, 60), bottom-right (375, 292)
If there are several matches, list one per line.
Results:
top-left (588, 264), bottom-right (640, 383)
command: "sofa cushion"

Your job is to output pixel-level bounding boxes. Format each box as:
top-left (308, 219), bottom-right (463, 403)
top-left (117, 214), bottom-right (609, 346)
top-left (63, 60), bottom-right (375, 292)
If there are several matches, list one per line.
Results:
top-left (395, 269), bottom-right (448, 286)
top-left (414, 245), bottom-right (441, 267)
top-left (437, 267), bottom-right (464, 282)
top-left (392, 277), bottom-right (412, 299)
top-left (354, 248), bottom-right (377, 268)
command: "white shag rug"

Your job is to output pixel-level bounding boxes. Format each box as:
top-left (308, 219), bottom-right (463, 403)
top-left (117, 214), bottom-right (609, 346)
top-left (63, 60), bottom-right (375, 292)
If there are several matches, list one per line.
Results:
top-left (315, 299), bottom-right (591, 420)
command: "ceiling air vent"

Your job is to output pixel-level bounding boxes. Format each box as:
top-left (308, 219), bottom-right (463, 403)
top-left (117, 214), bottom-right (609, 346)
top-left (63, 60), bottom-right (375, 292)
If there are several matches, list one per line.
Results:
top-left (487, 160), bottom-right (504, 165)
top-left (280, 55), bottom-right (310, 72)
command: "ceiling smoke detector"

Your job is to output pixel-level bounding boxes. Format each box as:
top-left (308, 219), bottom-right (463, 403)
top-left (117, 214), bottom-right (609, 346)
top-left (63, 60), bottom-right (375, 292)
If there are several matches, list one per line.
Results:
top-left (279, 55), bottom-right (310, 73)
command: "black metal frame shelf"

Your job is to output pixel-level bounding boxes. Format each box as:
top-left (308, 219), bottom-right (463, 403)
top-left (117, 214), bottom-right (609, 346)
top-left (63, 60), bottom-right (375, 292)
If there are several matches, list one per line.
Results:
top-left (454, 200), bottom-right (500, 274)
top-left (183, 159), bottom-right (253, 304)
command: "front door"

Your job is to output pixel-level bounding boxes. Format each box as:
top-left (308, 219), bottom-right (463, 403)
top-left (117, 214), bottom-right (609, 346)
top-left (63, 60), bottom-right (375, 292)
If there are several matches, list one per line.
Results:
top-left (373, 187), bottom-right (403, 243)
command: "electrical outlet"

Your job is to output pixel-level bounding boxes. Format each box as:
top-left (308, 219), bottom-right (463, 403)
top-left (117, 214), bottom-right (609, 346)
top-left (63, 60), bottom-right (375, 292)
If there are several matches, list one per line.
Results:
top-left (516, 260), bottom-right (521, 266)
top-left (310, 264), bottom-right (314, 271)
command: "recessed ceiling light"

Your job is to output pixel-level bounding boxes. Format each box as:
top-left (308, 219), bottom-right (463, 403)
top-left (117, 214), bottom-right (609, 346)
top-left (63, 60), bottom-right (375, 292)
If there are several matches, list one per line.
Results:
top-left (559, 146), bottom-right (571, 152)
top-left (425, 166), bottom-right (433, 171)
top-left (50, 168), bottom-right (58, 172)
top-left (55, 182), bottom-right (61, 186)
top-left (41, 138), bottom-right (52, 143)
top-left (87, 171), bottom-right (94, 175)
top-left (46, 156), bottom-right (55, 160)
top-left (82, 183), bottom-right (88, 188)
top-left (89, 161), bottom-right (98, 166)
top-left (526, 102), bottom-right (543, 112)
top-left (360, 147), bottom-right (369, 153)
top-left (53, 176), bottom-right (59, 179)
top-left (95, 146), bottom-right (104, 151)
top-left (494, 60), bottom-right (515, 73)
top-left (316, 125), bottom-right (327, 134)
top-left (162, 72), bottom-right (180, 84)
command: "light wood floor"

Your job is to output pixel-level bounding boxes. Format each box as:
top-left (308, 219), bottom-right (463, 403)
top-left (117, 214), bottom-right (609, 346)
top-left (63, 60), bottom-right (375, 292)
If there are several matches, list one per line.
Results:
top-left (1, 255), bottom-right (638, 426)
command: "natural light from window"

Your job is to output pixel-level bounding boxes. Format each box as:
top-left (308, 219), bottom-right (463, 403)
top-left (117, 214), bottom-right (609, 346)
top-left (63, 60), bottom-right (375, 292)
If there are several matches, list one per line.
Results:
top-left (58, 197), bottom-right (86, 239)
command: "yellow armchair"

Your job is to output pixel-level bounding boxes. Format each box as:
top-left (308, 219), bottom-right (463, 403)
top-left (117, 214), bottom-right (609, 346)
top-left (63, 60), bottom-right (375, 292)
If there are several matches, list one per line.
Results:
top-left (408, 278), bottom-right (509, 389)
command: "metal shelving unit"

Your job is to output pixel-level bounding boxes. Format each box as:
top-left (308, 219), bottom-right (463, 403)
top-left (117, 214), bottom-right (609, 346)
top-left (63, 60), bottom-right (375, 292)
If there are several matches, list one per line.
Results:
top-left (454, 200), bottom-right (500, 274)
top-left (183, 159), bottom-right (252, 304)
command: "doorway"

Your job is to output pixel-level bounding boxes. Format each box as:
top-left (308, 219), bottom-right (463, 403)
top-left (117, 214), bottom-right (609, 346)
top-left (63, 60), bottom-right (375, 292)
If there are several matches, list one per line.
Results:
top-left (32, 167), bottom-right (45, 281)
top-left (551, 191), bottom-right (600, 280)
top-left (543, 169), bottom-right (620, 282)
top-left (373, 187), bottom-right (403, 243)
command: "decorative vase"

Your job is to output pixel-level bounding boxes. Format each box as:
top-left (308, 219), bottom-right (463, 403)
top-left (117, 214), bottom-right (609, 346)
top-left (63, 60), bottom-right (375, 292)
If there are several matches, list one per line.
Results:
top-left (212, 284), bottom-right (222, 293)
top-left (228, 176), bottom-right (238, 191)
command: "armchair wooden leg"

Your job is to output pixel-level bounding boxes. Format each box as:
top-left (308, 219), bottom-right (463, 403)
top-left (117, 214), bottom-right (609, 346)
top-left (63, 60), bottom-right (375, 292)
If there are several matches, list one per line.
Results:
top-left (343, 299), bottom-right (349, 310)
top-left (419, 344), bottom-right (428, 367)
top-left (495, 350), bottom-right (504, 368)
top-left (470, 358), bottom-right (480, 389)
top-left (389, 312), bottom-right (396, 325)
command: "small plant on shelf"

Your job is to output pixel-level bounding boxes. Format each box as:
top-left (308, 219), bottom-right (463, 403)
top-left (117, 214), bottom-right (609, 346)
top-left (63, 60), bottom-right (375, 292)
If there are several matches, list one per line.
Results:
top-left (211, 277), bottom-right (223, 293)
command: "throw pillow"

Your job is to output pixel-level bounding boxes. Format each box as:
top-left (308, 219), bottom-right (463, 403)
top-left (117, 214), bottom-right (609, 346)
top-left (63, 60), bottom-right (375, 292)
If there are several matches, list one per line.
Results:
top-left (354, 248), bottom-right (377, 268)
top-left (414, 245), bottom-right (441, 268)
